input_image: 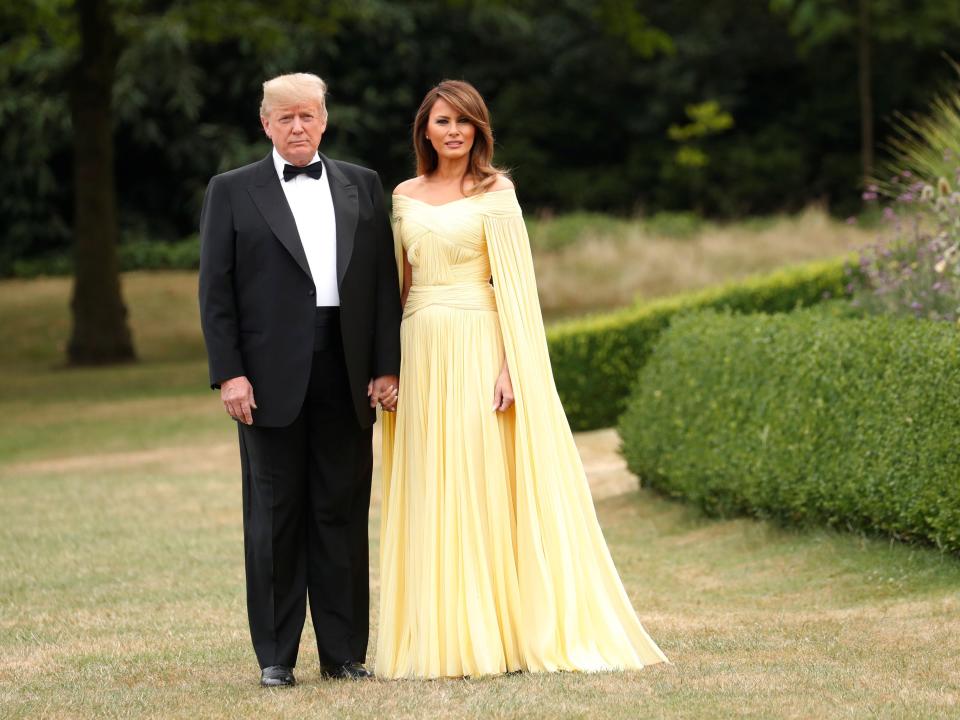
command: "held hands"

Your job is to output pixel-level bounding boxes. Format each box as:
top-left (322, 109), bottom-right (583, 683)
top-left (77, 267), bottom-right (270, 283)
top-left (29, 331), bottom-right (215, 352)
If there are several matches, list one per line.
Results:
top-left (221, 374), bottom-right (396, 422)
top-left (221, 376), bottom-right (257, 425)
top-left (493, 364), bottom-right (514, 413)
top-left (369, 375), bottom-right (399, 412)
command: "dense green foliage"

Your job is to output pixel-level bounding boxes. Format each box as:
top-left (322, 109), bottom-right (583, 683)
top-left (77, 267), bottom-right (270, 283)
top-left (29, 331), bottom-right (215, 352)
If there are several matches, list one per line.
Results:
top-left (4, 0), bottom-right (960, 273)
top-left (546, 257), bottom-right (849, 430)
top-left (619, 309), bottom-right (960, 554)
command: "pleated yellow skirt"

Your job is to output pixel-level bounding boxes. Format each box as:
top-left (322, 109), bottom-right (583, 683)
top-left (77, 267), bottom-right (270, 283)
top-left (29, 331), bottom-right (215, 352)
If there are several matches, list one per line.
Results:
top-left (378, 297), bottom-right (528, 678)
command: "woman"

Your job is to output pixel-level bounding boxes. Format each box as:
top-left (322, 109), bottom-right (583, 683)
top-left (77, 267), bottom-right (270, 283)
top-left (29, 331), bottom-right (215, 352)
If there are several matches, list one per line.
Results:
top-left (376, 80), bottom-right (668, 679)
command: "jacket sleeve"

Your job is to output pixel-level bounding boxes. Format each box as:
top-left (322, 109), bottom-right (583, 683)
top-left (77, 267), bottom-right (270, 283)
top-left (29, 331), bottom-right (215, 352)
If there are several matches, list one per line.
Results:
top-left (370, 172), bottom-right (402, 378)
top-left (198, 175), bottom-right (245, 388)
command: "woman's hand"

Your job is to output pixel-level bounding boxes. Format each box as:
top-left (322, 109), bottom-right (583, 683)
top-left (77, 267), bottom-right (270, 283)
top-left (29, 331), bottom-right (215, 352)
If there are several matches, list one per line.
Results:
top-left (492, 363), bottom-right (514, 413)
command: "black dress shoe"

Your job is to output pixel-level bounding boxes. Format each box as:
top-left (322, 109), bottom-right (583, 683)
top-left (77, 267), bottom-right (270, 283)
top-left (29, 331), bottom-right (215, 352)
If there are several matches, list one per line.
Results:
top-left (260, 665), bottom-right (296, 687)
top-left (320, 661), bottom-right (373, 680)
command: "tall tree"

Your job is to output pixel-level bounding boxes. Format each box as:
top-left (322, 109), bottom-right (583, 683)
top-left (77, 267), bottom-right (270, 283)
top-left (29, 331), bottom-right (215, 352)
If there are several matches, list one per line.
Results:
top-left (2, 0), bottom-right (356, 364)
top-left (67, 0), bottom-right (135, 364)
top-left (857, 0), bottom-right (873, 182)
top-left (772, 0), bottom-right (960, 188)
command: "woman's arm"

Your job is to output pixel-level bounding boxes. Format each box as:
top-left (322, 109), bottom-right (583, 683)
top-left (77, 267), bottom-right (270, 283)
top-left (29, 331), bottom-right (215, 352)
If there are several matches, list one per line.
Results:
top-left (393, 177), bottom-right (420, 310)
top-left (401, 254), bottom-right (412, 309)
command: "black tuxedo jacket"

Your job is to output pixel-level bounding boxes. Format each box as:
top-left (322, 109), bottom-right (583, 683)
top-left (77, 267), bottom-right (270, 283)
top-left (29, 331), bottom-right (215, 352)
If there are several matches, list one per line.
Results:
top-left (198, 151), bottom-right (401, 428)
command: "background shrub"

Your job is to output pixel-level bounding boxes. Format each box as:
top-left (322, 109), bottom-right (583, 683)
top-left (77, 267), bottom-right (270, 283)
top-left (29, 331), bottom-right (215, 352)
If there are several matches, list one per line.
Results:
top-left (8, 237), bottom-right (201, 279)
top-left (618, 309), bottom-right (960, 554)
top-left (547, 257), bottom-right (851, 430)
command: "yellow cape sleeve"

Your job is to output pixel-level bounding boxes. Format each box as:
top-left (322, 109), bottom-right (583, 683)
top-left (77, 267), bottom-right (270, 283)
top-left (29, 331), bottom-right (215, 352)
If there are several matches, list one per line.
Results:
top-left (483, 191), bottom-right (669, 668)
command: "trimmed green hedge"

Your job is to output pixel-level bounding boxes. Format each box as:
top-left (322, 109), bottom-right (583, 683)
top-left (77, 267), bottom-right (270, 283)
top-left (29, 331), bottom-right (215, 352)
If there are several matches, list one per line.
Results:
top-left (619, 310), bottom-right (960, 554)
top-left (546, 257), bottom-right (851, 430)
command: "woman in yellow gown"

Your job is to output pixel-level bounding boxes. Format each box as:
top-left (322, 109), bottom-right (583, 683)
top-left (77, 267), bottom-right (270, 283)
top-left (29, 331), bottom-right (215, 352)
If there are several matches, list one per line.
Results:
top-left (376, 80), bottom-right (668, 679)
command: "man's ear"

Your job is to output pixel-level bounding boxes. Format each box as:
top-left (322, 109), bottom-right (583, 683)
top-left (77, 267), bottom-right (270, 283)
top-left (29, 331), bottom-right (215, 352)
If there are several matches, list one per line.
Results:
top-left (260, 115), bottom-right (271, 139)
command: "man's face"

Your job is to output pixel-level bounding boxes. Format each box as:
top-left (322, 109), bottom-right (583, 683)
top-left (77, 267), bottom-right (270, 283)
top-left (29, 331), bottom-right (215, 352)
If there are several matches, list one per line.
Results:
top-left (261, 101), bottom-right (326, 167)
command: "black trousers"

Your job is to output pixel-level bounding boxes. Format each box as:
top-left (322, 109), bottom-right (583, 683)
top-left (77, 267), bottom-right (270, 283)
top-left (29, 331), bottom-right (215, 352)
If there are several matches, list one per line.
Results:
top-left (238, 308), bottom-right (373, 669)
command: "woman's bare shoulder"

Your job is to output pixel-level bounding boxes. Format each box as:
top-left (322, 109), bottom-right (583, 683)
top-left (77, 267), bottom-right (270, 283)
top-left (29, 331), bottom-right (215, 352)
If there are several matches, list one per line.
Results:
top-left (488, 174), bottom-right (515, 191)
top-left (393, 176), bottom-right (425, 197)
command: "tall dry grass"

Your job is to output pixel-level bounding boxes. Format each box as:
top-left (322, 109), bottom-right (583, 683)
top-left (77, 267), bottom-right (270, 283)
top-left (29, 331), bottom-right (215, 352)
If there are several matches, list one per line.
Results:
top-left (531, 207), bottom-right (873, 319)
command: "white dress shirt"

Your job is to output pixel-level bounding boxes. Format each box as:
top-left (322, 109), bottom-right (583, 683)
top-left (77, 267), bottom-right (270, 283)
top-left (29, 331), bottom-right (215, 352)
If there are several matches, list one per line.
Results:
top-left (272, 147), bottom-right (339, 307)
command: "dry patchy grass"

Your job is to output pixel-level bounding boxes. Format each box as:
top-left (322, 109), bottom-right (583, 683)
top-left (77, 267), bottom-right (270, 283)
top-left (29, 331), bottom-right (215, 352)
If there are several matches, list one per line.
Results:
top-left (2, 393), bottom-right (960, 719)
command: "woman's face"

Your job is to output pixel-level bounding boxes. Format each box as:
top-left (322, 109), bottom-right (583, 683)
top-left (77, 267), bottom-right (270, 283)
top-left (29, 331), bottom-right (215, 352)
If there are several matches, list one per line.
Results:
top-left (425, 97), bottom-right (475, 164)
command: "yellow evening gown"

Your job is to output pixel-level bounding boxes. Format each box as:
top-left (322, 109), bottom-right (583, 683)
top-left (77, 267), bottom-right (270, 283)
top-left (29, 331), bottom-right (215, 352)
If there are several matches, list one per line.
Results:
top-left (376, 188), bottom-right (668, 679)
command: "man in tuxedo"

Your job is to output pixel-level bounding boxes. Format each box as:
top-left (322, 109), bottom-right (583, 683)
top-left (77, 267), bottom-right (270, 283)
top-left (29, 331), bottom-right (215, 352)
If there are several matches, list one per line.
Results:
top-left (198, 73), bottom-right (401, 686)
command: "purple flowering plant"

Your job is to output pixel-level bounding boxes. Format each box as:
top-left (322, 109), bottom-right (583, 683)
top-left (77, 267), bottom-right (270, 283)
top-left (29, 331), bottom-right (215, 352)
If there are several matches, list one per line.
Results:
top-left (850, 68), bottom-right (960, 321)
top-left (848, 172), bottom-right (960, 322)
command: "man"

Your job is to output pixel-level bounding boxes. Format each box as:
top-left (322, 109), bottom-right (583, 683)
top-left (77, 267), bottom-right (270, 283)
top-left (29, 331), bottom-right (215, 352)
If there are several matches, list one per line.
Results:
top-left (198, 73), bottom-right (401, 687)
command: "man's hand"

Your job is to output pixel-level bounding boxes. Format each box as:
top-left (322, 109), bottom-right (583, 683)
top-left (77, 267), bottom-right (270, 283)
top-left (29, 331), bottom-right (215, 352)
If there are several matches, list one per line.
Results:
top-left (221, 375), bottom-right (257, 425)
top-left (368, 375), bottom-right (399, 412)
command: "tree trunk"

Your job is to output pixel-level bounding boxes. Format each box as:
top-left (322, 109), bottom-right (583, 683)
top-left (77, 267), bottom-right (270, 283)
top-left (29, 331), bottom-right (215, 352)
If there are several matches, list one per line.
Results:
top-left (67, 0), bottom-right (136, 365)
top-left (858, 0), bottom-right (874, 186)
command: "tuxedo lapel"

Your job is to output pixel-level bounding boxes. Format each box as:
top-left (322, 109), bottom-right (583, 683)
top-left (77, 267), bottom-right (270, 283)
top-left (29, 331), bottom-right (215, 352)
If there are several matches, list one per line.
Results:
top-left (247, 154), bottom-right (313, 283)
top-left (321, 153), bottom-right (358, 288)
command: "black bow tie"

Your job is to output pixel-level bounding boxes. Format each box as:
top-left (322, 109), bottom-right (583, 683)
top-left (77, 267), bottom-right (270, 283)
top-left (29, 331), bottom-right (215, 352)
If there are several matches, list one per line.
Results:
top-left (283, 160), bottom-right (323, 182)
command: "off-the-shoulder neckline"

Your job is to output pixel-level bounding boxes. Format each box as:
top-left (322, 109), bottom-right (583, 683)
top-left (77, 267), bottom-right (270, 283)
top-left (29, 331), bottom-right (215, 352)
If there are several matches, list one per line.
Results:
top-left (392, 188), bottom-right (515, 208)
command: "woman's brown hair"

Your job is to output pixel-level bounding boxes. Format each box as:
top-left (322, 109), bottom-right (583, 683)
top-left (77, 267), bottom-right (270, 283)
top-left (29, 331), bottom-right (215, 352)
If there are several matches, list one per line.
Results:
top-left (412, 79), bottom-right (509, 195)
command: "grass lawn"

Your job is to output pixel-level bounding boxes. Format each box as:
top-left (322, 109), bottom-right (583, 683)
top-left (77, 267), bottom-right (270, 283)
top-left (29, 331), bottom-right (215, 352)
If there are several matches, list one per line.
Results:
top-left (2, 272), bottom-right (959, 719)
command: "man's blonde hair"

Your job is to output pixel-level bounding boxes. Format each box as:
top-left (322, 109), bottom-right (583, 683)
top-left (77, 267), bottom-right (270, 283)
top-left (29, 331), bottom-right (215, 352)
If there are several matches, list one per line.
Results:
top-left (260, 73), bottom-right (328, 120)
